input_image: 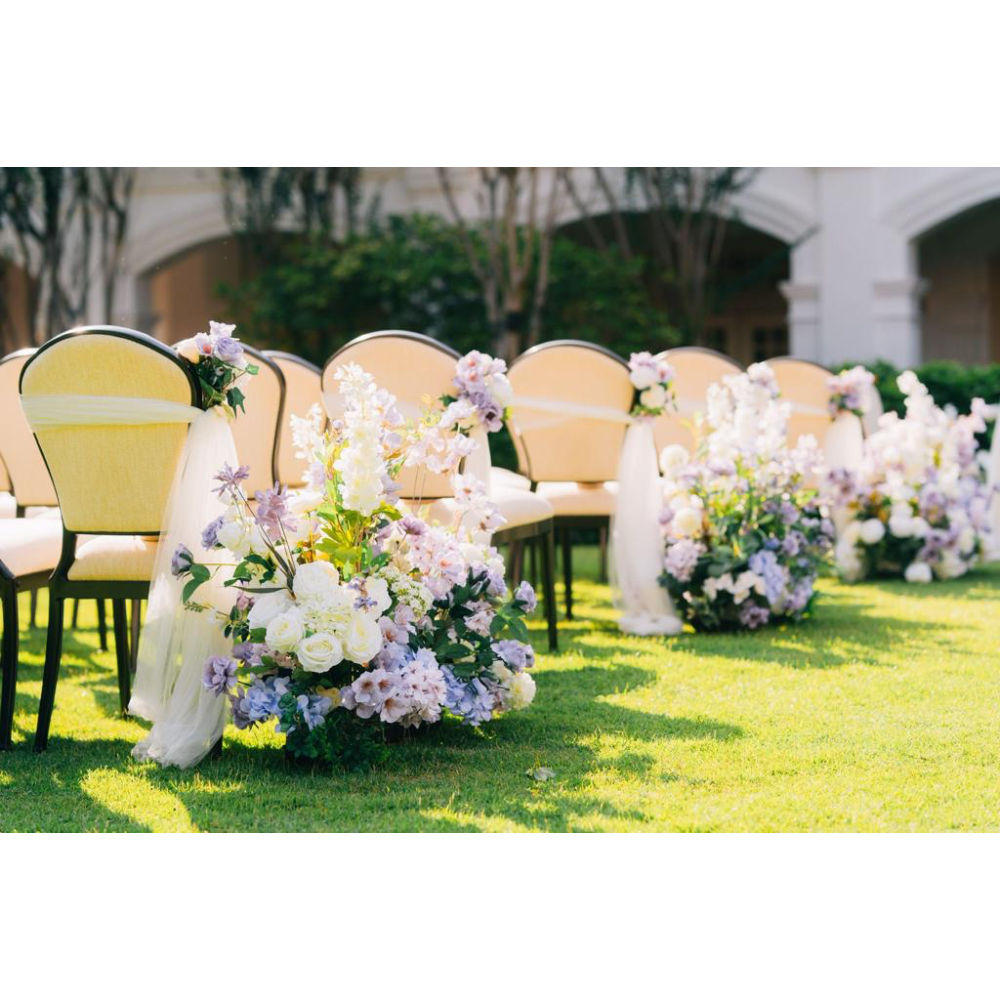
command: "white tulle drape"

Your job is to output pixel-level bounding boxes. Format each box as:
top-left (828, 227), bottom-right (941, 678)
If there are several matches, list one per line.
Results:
top-left (823, 411), bottom-right (865, 472)
top-left (988, 424), bottom-right (1000, 543)
top-left (129, 407), bottom-right (238, 767)
top-left (509, 395), bottom-right (681, 636)
top-left (20, 393), bottom-right (238, 768)
top-left (609, 421), bottom-right (683, 635)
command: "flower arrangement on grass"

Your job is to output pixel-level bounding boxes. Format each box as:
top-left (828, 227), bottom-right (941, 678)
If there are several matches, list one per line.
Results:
top-left (831, 371), bottom-right (995, 583)
top-left (628, 351), bottom-right (676, 417)
top-left (175, 320), bottom-right (257, 418)
top-left (827, 365), bottom-right (876, 419)
top-left (174, 359), bottom-right (537, 770)
top-left (658, 362), bottom-right (834, 630)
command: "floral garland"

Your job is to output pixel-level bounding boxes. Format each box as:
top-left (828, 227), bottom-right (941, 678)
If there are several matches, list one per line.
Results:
top-left (827, 365), bottom-right (875, 419)
top-left (659, 363), bottom-right (833, 630)
top-left (175, 321), bottom-right (258, 419)
top-left (628, 351), bottom-right (675, 417)
top-left (830, 371), bottom-right (995, 583)
top-left (173, 358), bottom-right (537, 770)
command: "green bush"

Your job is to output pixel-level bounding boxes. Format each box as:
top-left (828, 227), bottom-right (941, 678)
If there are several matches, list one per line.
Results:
top-left (219, 213), bottom-right (678, 367)
top-left (839, 359), bottom-right (1000, 416)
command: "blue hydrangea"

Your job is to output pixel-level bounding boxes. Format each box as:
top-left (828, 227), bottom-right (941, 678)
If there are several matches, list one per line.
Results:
top-left (441, 667), bottom-right (495, 726)
top-left (749, 550), bottom-right (785, 604)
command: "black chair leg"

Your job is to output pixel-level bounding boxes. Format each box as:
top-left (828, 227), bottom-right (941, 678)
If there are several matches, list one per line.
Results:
top-left (1, 583), bottom-right (19, 750)
top-left (510, 541), bottom-right (524, 584)
top-left (29, 589), bottom-right (38, 629)
top-left (529, 536), bottom-right (539, 589)
top-left (541, 526), bottom-right (558, 653)
top-left (561, 528), bottom-right (574, 620)
top-left (34, 595), bottom-right (65, 752)
top-left (96, 599), bottom-right (108, 652)
top-left (71, 598), bottom-right (79, 628)
top-left (129, 599), bottom-right (141, 674)
top-left (598, 526), bottom-right (608, 583)
top-left (112, 599), bottom-right (131, 716)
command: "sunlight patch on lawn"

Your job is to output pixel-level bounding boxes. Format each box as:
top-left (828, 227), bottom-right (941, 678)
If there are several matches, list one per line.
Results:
top-left (80, 768), bottom-right (195, 832)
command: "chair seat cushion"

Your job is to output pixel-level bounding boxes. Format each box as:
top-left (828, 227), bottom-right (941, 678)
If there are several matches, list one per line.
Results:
top-left (404, 486), bottom-right (553, 532)
top-left (0, 518), bottom-right (63, 578)
top-left (537, 481), bottom-right (618, 517)
top-left (0, 492), bottom-right (14, 519)
top-left (68, 534), bottom-right (159, 582)
top-left (491, 467), bottom-right (532, 491)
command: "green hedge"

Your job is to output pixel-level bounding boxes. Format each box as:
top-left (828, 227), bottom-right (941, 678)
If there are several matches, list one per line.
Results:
top-left (839, 359), bottom-right (1000, 417)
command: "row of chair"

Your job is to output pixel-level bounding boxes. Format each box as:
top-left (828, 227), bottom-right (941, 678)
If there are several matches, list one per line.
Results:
top-left (0, 328), bottom-right (859, 751)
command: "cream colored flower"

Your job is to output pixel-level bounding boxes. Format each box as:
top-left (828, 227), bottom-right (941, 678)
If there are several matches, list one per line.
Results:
top-left (265, 609), bottom-right (306, 652)
top-left (296, 632), bottom-right (344, 673)
top-left (343, 612), bottom-right (383, 664)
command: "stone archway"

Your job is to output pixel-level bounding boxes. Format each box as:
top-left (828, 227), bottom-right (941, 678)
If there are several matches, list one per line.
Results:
top-left (917, 198), bottom-right (1000, 364)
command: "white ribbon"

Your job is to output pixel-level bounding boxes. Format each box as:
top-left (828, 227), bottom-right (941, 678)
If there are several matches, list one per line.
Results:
top-left (508, 394), bottom-right (682, 636)
top-left (20, 393), bottom-right (237, 768)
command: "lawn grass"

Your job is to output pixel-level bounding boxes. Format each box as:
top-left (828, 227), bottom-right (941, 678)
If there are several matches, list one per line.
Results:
top-left (2, 550), bottom-right (999, 832)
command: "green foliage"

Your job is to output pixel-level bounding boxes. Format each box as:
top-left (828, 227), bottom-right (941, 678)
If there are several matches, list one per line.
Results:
top-left (282, 696), bottom-right (390, 774)
top-left (218, 213), bottom-right (678, 367)
top-left (844, 358), bottom-right (1000, 418)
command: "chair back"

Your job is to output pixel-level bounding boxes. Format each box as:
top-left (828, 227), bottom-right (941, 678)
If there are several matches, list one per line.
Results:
top-left (176, 342), bottom-right (285, 497)
top-left (20, 328), bottom-right (198, 534)
top-left (265, 351), bottom-right (325, 487)
top-left (508, 341), bottom-right (631, 483)
top-left (768, 357), bottom-right (834, 447)
top-left (654, 347), bottom-right (742, 455)
top-left (322, 331), bottom-right (458, 500)
top-left (0, 348), bottom-right (58, 508)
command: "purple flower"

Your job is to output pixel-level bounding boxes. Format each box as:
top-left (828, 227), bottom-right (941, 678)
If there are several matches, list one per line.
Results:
top-left (202, 655), bottom-right (239, 695)
top-left (492, 639), bottom-right (534, 671)
top-left (254, 483), bottom-right (299, 540)
top-left (749, 550), bottom-right (785, 604)
top-left (514, 580), bottom-right (537, 613)
top-left (170, 544), bottom-right (193, 578)
top-left (441, 667), bottom-right (496, 725)
top-left (213, 462), bottom-right (250, 497)
top-left (201, 515), bottom-right (225, 549)
top-left (664, 539), bottom-right (704, 583)
top-left (213, 336), bottom-right (244, 365)
top-left (739, 602), bottom-right (771, 629)
top-left (399, 515), bottom-right (426, 537)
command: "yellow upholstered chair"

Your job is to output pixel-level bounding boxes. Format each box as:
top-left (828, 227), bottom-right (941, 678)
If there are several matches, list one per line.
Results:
top-left (0, 348), bottom-right (107, 642)
top-left (507, 340), bottom-right (632, 619)
top-left (323, 330), bottom-right (558, 650)
top-left (1, 517), bottom-right (62, 748)
top-left (654, 347), bottom-right (742, 456)
top-left (263, 351), bottom-right (326, 487)
top-left (22, 327), bottom-right (200, 751)
top-left (767, 357), bottom-right (835, 449)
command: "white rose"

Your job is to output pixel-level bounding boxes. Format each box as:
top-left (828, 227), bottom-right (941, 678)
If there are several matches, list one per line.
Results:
top-left (175, 338), bottom-right (201, 364)
top-left (659, 444), bottom-right (690, 476)
top-left (629, 367), bottom-right (657, 391)
top-left (265, 609), bottom-right (306, 652)
top-left (888, 515), bottom-right (913, 538)
top-left (507, 671), bottom-right (536, 710)
top-left (488, 373), bottom-right (513, 406)
top-left (958, 527), bottom-right (977, 553)
top-left (343, 612), bottom-right (384, 664)
top-left (216, 517), bottom-right (250, 556)
top-left (247, 589), bottom-right (292, 630)
top-left (288, 490), bottom-right (325, 516)
top-left (672, 506), bottom-right (703, 538)
top-left (904, 561), bottom-right (932, 584)
top-left (295, 632), bottom-right (344, 673)
top-left (859, 519), bottom-right (885, 545)
top-left (293, 560), bottom-right (340, 601)
top-left (639, 384), bottom-right (667, 410)
top-left (910, 517), bottom-right (929, 539)
top-left (364, 577), bottom-right (392, 615)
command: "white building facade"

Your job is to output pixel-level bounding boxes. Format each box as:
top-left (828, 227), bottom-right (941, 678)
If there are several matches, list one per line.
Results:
top-left (9, 167), bottom-right (1000, 368)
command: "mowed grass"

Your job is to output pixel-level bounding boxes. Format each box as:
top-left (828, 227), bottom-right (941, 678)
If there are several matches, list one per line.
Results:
top-left (2, 550), bottom-right (1000, 832)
